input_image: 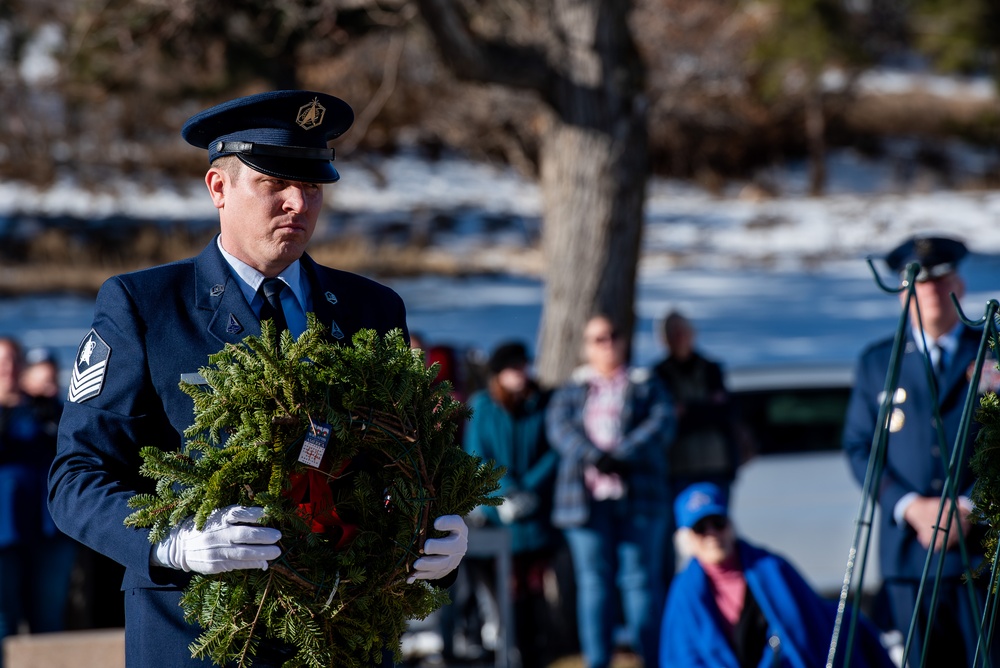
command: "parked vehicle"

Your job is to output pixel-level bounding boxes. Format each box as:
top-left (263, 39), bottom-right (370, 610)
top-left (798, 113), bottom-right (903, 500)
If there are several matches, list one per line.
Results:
top-left (724, 362), bottom-right (883, 598)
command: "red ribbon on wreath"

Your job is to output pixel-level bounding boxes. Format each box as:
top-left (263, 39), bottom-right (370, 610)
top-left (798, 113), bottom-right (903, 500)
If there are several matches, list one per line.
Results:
top-left (284, 462), bottom-right (358, 550)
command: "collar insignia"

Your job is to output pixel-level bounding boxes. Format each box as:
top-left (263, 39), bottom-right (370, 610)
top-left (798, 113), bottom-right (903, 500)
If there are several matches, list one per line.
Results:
top-left (331, 320), bottom-right (345, 340)
top-left (297, 97), bottom-right (326, 131)
top-left (210, 284), bottom-right (225, 297)
top-left (227, 314), bottom-right (243, 334)
top-left (325, 291), bottom-right (338, 305)
top-left (68, 329), bottom-right (111, 403)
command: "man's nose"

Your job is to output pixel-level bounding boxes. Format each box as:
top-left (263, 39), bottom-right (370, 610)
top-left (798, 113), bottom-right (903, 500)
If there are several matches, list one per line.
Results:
top-left (283, 185), bottom-right (309, 213)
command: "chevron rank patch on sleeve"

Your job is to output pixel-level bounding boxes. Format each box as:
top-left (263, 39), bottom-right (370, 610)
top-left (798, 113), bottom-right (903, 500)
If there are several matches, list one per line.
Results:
top-left (68, 329), bottom-right (112, 403)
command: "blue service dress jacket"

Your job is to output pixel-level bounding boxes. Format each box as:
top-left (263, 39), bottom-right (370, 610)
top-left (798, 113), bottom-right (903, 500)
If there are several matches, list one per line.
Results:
top-left (842, 324), bottom-right (990, 581)
top-left (48, 239), bottom-right (408, 666)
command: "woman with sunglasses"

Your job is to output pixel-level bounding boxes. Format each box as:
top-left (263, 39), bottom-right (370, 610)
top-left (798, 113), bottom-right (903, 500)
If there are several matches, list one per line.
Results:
top-left (547, 314), bottom-right (675, 668)
top-left (660, 482), bottom-right (894, 668)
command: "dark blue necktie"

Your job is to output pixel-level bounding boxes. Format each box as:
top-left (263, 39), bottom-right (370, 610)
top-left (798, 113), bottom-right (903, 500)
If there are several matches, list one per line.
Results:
top-left (258, 278), bottom-right (288, 335)
top-left (931, 343), bottom-right (945, 377)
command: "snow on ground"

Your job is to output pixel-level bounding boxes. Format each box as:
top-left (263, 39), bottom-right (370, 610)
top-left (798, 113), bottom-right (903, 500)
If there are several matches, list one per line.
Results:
top-left (1, 146), bottom-right (999, 372)
top-left (853, 68), bottom-right (997, 101)
top-left (3, 146), bottom-right (998, 267)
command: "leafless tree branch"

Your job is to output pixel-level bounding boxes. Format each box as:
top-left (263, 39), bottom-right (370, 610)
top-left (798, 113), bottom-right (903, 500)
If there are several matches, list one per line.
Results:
top-left (413, 0), bottom-right (550, 91)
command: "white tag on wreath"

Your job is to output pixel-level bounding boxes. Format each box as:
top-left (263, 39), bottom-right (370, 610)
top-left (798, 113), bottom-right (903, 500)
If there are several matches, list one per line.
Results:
top-left (299, 423), bottom-right (332, 467)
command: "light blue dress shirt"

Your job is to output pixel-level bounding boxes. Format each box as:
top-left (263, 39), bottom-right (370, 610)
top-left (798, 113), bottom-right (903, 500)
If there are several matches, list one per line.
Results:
top-left (216, 237), bottom-right (311, 337)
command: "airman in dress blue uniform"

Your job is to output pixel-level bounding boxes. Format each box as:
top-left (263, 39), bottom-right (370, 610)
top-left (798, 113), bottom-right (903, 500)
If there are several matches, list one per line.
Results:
top-left (842, 235), bottom-right (996, 666)
top-left (47, 91), bottom-right (469, 667)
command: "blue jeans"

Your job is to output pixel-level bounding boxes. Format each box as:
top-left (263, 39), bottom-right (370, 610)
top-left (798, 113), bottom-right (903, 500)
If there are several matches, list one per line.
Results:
top-left (563, 500), bottom-right (669, 668)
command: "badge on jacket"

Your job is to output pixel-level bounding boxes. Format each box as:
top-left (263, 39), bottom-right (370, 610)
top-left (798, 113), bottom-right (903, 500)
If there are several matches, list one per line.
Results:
top-left (68, 329), bottom-right (111, 403)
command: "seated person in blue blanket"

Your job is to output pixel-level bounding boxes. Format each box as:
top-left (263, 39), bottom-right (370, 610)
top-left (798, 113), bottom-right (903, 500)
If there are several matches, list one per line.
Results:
top-left (660, 482), bottom-right (894, 668)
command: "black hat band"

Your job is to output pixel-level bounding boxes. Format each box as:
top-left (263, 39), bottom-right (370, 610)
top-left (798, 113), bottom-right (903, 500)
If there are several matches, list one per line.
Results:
top-left (215, 141), bottom-right (335, 162)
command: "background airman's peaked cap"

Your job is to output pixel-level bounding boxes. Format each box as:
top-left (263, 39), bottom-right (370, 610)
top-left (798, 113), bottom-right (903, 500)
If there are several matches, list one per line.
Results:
top-left (885, 235), bottom-right (968, 282)
top-left (181, 90), bottom-right (354, 184)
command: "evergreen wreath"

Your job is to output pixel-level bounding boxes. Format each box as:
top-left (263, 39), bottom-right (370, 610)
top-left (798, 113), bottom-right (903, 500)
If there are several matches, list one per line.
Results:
top-left (973, 387), bottom-right (1000, 577)
top-left (124, 316), bottom-right (504, 668)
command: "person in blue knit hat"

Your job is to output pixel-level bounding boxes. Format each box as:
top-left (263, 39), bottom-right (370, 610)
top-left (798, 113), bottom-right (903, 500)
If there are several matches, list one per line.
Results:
top-left (48, 91), bottom-right (469, 667)
top-left (660, 482), bottom-right (894, 668)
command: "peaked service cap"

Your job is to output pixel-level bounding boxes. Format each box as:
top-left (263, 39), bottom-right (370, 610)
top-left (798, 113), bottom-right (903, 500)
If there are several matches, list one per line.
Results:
top-left (885, 235), bottom-right (968, 282)
top-left (181, 90), bottom-right (354, 184)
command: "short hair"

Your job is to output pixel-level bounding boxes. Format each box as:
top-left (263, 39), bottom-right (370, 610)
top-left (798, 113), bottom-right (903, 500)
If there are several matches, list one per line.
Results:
top-left (211, 155), bottom-right (244, 182)
top-left (663, 311), bottom-right (690, 339)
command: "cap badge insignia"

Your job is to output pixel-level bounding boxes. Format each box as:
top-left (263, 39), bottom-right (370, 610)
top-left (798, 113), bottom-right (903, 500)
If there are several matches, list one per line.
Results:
top-left (210, 284), bottom-right (225, 297)
top-left (331, 320), bottom-right (345, 340)
top-left (227, 314), bottom-right (243, 334)
top-left (68, 329), bottom-right (111, 403)
top-left (297, 97), bottom-right (326, 131)
top-left (325, 291), bottom-right (338, 305)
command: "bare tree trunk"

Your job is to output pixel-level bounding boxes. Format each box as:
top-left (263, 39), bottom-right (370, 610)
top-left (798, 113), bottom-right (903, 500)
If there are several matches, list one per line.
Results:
top-left (806, 89), bottom-right (826, 196)
top-left (531, 3), bottom-right (648, 385)
top-left (415, 0), bottom-right (649, 386)
top-left (536, 109), bottom-right (647, 384)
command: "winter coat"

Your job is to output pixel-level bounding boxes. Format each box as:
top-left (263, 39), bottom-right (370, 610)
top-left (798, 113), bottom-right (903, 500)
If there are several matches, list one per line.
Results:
top-left (546, 366), bottom-right (674, 528)
top-left (660, 540), bottom-right (895, 668)
top-left (464, 385), bottom-right (558, 554)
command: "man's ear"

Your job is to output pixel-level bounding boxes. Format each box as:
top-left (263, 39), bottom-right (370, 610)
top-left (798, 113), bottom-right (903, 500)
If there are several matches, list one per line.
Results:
top-left (206, 168), bottom-right (226, 209)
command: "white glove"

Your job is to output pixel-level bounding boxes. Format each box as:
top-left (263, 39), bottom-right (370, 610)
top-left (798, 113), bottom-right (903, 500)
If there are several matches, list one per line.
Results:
top-left (151, 505), bottom-right (282, 574)
top-left (496, 490), bottom-right (538, 524)
top-left (407, 514), bottom-right (468, 584)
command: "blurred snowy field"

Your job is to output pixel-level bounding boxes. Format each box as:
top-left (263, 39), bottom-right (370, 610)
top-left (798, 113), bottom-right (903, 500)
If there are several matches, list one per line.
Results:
top-left (1, 146), bottom-right (999, 376)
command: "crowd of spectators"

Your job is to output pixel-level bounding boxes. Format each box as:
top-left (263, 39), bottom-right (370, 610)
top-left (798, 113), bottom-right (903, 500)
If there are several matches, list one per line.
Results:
top-left (4, 233), bottom-right (986, 668)
top-left (433, 304), bottom-right (895, 668)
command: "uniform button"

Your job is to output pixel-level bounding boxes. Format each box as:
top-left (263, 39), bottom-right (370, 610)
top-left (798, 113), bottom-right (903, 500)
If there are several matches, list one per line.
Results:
top-left (931, 479), bottom-right (943, 491)
top-left (930, 446), bottom-right (941, 457)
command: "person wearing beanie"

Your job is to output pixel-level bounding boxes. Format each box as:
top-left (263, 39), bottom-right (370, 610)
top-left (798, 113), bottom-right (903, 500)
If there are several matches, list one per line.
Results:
top-left (462, 340), bottom-right (563, 666)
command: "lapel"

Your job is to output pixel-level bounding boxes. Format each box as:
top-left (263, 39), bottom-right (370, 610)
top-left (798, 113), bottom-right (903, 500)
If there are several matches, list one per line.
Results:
top-left (937, 325), bottom-right (981, 403)
top-left (301, 254), bottom-right (351, 343)
top-left (193, 238), bottom-right (262, 346)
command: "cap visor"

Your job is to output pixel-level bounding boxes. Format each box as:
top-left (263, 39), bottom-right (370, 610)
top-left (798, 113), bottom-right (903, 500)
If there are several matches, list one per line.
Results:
top-left (238, 154), bottom-right (340, 184)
